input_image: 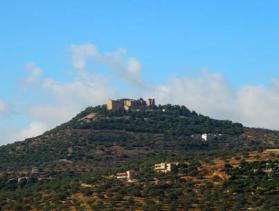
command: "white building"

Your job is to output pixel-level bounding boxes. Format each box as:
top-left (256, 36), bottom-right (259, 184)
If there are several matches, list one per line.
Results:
top-left (116, 170), bottom-right (133, 181)
top-left (201, 133), bottom-right (208, 141)
top-left (154, 163), bottom-right (172, 173)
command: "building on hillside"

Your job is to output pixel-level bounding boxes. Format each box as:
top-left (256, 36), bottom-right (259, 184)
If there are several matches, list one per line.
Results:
top-left (154, 163), bottom-right (172, 173)
top-left (192, 133), bottom-right (222, 141)
top-left (31, 167), bottom-right (39, 175)
top-left (106, 98), bottom-right (155, 111)
top-left (106, 99), bottom-right (126, 111)
top-left (123, 98), bottom-right (143, 111)
top-left (191, 133), bottom-right (208, 141)
top-left (201, 133), bottom-right (208, 141)
top-left (138, 98), bottom-right (147, 106)
top-left (147, 98), bottom-right (155, 107)
top-left (116, 170), bottom-right (135, 182)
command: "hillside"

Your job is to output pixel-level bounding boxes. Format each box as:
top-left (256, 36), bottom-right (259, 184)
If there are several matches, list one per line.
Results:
top-left (0, 103), bottom-right (278, 210)
top-left (0, 104), bottom-right (245, 173)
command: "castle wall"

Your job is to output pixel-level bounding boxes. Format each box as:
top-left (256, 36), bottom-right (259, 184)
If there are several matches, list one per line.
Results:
top-left (147, 98), bottom-right (155, 107)
top-left (107, 98), bottom-right (155, 111)
top-left (107, 99), bottom-right (124, 111)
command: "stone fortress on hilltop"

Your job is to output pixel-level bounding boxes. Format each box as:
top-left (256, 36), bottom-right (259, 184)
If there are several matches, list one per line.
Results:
top-left (106, 98), bottom-right (155, 111)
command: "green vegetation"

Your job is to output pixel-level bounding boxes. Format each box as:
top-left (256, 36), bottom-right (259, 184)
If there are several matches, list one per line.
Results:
top-left (0, 103), bottom-right (278, 210)
top-left (224, 160), bottom-right (279, 194)
top-left (0, 157), bottom-right (278, 210)
top-left (71, 105), bottom-right (244, 135)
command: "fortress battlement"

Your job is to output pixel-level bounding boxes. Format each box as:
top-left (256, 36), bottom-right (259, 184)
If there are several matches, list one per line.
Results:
top-left (106, 98), bottom-right (155, 111)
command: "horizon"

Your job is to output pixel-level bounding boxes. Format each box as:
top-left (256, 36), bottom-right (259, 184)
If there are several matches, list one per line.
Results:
top-left (1, 1), bottom-right (279, 145)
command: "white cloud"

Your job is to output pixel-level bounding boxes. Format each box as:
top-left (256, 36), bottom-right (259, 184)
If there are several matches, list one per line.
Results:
top-left (42, 72), bottom-right (113, 103)
top-left (148, 72), bottom-right (233, 117)
top-left (29, 71), bottom-right (115, 127)
top-left (16, 121), bottom-right (48, 141)
top-left (1, 57), bottom-right (118, 143)
top-left (71, 43), bottom-right (142, 85)
top-left (18, 60), bottom-right (116, 141)
top-left (127, 57), bottom-right (141, 78)
top-left (0, 99), bottom-right (7, 113)
top-left (148, 72), bottom-right (279, 130)
top-left (0, 121), bottom-right (48, 144)
top-left (22, 62), bottom-right (43, 85)
top-left (234, 82), bottom-right (279, 129)
top-left (71, 44), bottom-right (99, 70)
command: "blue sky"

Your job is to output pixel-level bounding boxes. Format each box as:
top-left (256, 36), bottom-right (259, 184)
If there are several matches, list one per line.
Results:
top-left (0, 1), bottom-right (279, 144)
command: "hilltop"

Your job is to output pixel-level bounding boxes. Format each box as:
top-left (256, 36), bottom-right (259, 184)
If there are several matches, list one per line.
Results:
top-left (0, 99), bottom-right (278, 210)
top-left (0, 101), bottom-right (244, 171)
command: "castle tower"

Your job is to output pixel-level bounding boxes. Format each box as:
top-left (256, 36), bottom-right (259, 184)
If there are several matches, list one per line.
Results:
top-left (147, 98), bottom-right (155, 107)
top-left (106, 99), bottom-right (113, 110)
top-left (106, 99), bottom-right (124, 111)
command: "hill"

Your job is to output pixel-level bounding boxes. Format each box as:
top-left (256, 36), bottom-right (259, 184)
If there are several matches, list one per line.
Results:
top-left (0, 102), bottom-right (278, 210)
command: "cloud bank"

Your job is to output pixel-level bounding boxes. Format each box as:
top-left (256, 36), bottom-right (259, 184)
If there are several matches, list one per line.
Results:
top-left (71, 43), bottom-right (142, 85)
top-left (148, 73), bottom-right (279, 130)
top-left (1, 43), bottom-right (279, 144)
top-left (22, 62), bottom-right (43, 85)
top-left (0, 99), bottom-right (7, 113)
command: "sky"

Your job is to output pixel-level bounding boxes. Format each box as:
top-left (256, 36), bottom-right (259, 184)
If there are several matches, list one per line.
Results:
top-left (0, 0), bottom-right (279, 145)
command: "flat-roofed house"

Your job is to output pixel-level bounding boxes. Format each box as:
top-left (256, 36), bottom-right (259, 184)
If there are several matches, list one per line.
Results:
top-left (154, 163), bottom-right (172, 173)
top-left (116, 170), bottom-right (134, 182)
top-left (201, 133), bottom-right (208, 141)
